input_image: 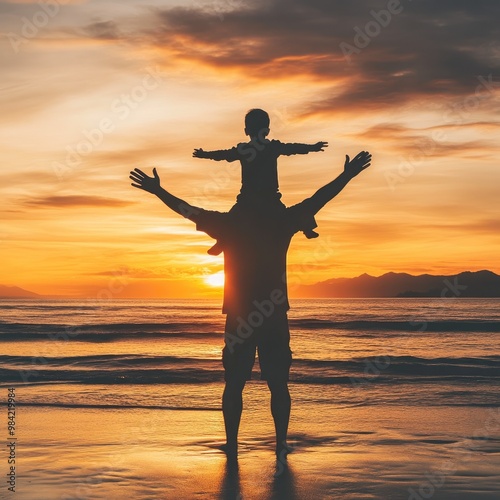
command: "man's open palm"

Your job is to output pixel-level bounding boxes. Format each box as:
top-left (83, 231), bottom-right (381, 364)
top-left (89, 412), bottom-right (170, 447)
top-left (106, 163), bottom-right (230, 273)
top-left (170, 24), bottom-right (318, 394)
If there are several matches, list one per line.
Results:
top-left (130, 168), bottom-right (161, 194)
top-left (344, 151), bottom-right (371, 178)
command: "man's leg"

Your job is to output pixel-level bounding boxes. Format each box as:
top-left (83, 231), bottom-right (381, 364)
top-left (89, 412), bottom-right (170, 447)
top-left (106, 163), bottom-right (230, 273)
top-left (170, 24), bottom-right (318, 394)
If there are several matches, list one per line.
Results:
top-left (267, 379), bottom-right (291, 458)
top-left (222, 378), bottom-right (246, 457)
top-left (258, 313), bottom-right (292, 458)
top-left (221, 314), bottom-right (256, 458)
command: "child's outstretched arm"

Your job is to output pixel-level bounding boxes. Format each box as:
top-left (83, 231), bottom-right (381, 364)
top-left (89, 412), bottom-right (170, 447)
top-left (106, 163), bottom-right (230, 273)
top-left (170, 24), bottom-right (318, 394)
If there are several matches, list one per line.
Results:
top-left (193, 147), bottom-right (239, 162)
top-left (279, 141), bottom-right (329, 156)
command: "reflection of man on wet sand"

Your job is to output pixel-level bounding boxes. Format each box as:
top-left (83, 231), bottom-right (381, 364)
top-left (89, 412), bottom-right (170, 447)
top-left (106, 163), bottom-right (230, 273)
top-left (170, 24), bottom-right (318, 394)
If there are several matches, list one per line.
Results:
top-left (130, 150), bottom-right (371, 460)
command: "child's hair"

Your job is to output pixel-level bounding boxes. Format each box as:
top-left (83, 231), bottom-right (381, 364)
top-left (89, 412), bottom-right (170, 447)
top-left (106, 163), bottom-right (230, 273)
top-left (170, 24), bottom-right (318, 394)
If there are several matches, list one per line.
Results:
top-left (245, 108), bottom-right (270, 137)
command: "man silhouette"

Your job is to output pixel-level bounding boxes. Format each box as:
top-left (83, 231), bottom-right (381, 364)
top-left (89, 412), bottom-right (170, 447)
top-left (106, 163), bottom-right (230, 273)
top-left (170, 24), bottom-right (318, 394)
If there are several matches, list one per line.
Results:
top-left (130, 150), bottom-right (371, 460)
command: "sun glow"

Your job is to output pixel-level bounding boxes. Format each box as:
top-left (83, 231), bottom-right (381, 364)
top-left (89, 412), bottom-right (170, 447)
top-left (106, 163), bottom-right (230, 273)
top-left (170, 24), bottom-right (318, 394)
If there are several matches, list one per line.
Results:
top-left (204, 271), bottom-right (225, 287)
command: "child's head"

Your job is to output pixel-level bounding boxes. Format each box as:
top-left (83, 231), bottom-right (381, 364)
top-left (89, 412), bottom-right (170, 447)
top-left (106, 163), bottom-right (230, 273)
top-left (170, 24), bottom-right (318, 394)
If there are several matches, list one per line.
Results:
top-left (245, 108), bottom-right (270, 138)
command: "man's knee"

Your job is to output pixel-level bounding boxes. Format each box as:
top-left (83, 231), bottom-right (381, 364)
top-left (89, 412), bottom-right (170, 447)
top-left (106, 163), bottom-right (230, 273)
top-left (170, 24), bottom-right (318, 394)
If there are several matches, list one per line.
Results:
top-left (267, 379), bottom-right (289, 394)
top-left (225, 379), bottom-right (246, 394)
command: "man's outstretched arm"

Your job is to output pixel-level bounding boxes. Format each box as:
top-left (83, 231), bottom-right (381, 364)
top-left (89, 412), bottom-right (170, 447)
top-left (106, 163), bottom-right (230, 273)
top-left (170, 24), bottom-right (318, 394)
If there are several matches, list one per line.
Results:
top-left (308, 151), bottom-right (371, 214)
top-left (129, 168), bottom-right (200, 219)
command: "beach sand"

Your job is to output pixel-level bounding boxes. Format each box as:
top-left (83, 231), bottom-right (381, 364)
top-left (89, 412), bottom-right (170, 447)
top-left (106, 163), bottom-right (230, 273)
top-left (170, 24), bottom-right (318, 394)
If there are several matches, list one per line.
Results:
top-left (10, 382), bottom-right (500, 500)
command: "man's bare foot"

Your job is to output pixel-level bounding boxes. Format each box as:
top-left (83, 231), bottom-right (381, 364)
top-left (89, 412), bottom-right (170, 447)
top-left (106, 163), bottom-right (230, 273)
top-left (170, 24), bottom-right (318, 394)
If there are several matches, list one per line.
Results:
top-left (276, 440), bottom-right (293, 460)
top-left (218, 442), bottom-right (238, 460)
top-left (274, 441), bottom-right (293, 477)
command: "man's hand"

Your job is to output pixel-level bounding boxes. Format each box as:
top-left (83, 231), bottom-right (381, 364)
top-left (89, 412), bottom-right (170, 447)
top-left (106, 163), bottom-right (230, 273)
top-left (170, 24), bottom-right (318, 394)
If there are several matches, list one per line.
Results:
top-left (130, 168), bottom-right (161, 194)
top-left (193, 148), bottom-right (207, 158)
top-left (312, 141), bottom-right (329, 152)
top-left (344, 151), bottom-right (371, 178)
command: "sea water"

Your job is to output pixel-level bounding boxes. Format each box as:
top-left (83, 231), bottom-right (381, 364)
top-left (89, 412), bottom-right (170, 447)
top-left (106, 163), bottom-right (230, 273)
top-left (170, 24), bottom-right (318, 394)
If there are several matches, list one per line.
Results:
top-left (1, 298), bottom-right (499, 411)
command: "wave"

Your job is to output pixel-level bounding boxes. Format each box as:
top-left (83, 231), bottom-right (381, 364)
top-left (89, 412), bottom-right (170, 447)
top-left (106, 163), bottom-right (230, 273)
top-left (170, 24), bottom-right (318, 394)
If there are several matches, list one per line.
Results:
top-left (6, 400), bottom-right (499, 411)
top-left (1, 354), bottom-right (498, 385)
top-left (290, 319), bottom-right (500, 332)
top-left (3, 353), bottom-right (499, 367)
top-left (0, 353), bottom-right (208, 367)
top-left (13, 402), bottom-right (220, 411)
top-left (0, 367), bottom-right (225, 384)
top-left (0, 322), bottom-right (223, 341)
top-left (0, 303), bottom-right (220, 312)
top-left (2, 319), bottom-right (500, 342)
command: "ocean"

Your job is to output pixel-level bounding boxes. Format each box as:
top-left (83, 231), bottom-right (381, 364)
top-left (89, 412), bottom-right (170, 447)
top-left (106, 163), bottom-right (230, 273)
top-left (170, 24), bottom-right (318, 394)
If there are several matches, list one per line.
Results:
top-left (1, 298), bottom-right (499, 410)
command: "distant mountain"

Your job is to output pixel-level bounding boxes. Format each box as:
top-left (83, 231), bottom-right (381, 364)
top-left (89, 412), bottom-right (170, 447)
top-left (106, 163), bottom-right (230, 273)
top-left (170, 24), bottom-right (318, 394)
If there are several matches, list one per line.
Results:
top-left (0, 285), bottom-right (40, 298)
top-left (293, 270), bottom-right (500, 298)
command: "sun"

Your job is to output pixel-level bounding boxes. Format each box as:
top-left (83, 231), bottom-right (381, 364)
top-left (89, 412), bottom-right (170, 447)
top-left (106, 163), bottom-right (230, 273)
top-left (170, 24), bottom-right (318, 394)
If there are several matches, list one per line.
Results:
top-left (204, 271), bottom-right (225, 287)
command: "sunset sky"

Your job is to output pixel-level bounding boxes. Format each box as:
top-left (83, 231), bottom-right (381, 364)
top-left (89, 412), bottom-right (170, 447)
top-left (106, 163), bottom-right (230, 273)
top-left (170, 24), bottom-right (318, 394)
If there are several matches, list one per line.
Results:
top-left (1, 0), bottom-right (499, 298)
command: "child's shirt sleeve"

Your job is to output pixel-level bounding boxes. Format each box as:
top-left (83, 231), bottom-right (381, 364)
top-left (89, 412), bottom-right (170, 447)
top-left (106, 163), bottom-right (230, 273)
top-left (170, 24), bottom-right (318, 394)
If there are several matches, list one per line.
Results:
top-left (205, 146), bottom-right (240, 162)
top-left (276, 141), bottom-right (313, 156)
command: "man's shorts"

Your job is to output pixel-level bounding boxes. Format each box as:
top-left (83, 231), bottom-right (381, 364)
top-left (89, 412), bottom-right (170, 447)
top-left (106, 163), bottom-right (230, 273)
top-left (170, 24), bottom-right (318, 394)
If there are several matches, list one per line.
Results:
top-left (222, 312), bottom-right (292, 383)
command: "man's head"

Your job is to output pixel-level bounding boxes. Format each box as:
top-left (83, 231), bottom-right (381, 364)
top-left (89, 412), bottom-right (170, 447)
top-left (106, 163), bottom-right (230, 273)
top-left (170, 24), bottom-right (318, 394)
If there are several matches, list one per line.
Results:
top-left (245, 108), bottom-right (270, 139)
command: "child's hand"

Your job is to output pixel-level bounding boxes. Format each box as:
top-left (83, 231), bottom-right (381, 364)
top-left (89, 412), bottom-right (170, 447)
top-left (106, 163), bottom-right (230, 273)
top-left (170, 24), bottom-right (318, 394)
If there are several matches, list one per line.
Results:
top-left (130, 168), bottom-right (161, 194)
top-left (193, 148), bottom-right (207, 158)
top-left (313, 141), bottom-right (329, 152)
top-left (344, 151), bottom-right (371, 178)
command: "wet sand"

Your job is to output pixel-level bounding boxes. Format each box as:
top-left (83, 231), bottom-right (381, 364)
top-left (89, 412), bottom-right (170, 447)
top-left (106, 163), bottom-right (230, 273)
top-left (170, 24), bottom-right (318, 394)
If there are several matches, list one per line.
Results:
top-left (10, 391), bottom-right (500, 500)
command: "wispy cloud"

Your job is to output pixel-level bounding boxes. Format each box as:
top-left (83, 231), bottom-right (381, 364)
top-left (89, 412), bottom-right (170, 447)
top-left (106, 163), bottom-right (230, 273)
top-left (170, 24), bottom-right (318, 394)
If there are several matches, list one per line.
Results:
top-left (81, 19), bottom-right (121, 40)
top-left (23, 195), bottom-right (134, 208)
top-left (350, 122), bottom-right (498, 157)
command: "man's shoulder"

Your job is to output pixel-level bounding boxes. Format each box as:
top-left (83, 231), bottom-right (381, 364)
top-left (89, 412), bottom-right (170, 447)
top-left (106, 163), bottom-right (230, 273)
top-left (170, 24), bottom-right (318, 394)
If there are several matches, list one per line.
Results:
top-left (192, 208), bottom-right (231, 238)
top-left (194, 208), bottom-right (230, 221)
top-left (285, 197), bottom-right (314, 216)
top-left (282, 197), bottom-right (315, 232)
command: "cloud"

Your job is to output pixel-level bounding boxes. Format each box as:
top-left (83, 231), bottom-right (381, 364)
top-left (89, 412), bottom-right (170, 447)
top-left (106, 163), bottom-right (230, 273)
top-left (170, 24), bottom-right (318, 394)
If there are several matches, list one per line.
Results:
top-left (0, 50), bottom-right (137, 125)
top-left (0, 170), bottom-right (60, 186)
top-left (89, 264), bottom-right (207, 280)
top-left (351, 122), bottom-right (499, 158)
top-left (16, 0), bottom-right (498, 120)
top-left (3, 0), bottom-right (499, 125)
top-left (423, 121), bottom-right (500, 132)
top-left (129, 0), bottom-right (500, 114)
top-left (426, 218), bottom-right (500, 235)
top-left (23, 195), bottom-right (134, 208)
top-left (1, 0), bottom-right (85, 3)
top-left (81, 20), bottom-right (120, 40)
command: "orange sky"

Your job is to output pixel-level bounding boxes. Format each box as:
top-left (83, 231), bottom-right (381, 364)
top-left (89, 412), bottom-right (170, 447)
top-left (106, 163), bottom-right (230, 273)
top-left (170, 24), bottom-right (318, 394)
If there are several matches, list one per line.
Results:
top-left (1, 0), bottom-right (499, 298)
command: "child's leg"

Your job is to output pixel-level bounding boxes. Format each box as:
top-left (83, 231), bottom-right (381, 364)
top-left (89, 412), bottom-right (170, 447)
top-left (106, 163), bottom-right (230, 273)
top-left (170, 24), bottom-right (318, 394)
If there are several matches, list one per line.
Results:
top-left (207, 242), bottom-right (223, 256)
top-left (301, 214), bottom-right (319, 239)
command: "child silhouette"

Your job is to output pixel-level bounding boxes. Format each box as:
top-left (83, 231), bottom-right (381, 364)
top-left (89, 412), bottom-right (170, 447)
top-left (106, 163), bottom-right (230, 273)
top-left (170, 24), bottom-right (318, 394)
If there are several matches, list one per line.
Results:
top-left (193, 108), bottom-right (328, 255)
